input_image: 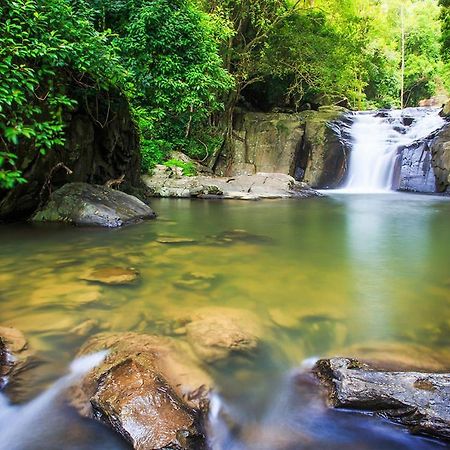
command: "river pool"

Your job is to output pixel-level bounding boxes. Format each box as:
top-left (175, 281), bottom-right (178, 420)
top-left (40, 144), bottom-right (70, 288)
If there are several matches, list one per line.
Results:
top-left (0, 193), bottom-right (449, 449)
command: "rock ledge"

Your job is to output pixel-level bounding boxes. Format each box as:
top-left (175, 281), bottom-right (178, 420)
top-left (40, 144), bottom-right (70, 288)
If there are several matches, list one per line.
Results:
top-left (314, 357), bottom-right (450, 441)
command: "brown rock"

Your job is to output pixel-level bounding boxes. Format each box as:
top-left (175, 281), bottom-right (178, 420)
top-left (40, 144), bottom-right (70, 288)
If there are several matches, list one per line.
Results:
top-left (91, 359), bottom-right (203, 450)
top-left (80, 267), bottom-right (139, 285)
top-left (430, 123), bottom-right (450, 192)
top-left (0, 326), bottom-right (33, 390)
top-left (71, 333), bottom-right (211, 450)
top-left (184, 308), bottom-right (263, 363)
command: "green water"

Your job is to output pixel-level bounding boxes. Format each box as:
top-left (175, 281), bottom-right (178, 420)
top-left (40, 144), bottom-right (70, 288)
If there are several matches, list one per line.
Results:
top-left (1, 193), bottom-right (449, 449)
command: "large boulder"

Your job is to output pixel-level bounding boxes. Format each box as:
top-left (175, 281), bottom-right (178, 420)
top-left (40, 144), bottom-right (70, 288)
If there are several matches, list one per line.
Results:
top-left (32, 183), bottom-right (156, 227)
top-left (314, 357), bottom-right (450, 441)
top-left (0, 85), bottom-right (141, 222)
top-left (393, 140), bottom-right (437, 192)
top-left (430, 123), bottom-right (450, 192)
top-left (71, 333), bottom-right (211, 450)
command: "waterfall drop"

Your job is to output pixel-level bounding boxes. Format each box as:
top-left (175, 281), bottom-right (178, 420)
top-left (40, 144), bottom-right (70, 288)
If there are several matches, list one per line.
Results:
top-left (342, 108), bottom-right (445, 193)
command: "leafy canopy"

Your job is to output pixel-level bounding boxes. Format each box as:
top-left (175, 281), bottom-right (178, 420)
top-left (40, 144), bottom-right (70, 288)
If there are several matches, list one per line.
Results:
top-left (0, 0), bottom-right (123, 188)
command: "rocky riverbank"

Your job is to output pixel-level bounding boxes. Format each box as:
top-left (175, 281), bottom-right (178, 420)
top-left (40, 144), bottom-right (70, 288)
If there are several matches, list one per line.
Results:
top-left (143, 166), bottom-right (322, 200)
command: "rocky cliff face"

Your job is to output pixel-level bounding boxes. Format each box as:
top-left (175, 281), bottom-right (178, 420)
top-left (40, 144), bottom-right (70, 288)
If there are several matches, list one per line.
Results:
top-left (215, 106), bottom-right (349, 189)
top-left (394, 139), bottom-right (437, 193)
top-left (430, 123), bottom-right (450, 192)
top-left (215, 112), bottom-right (305, 177)
top-left (0, 85), bottom-right (140, 221)
top-left (299, 107), bottom-right (352, 189)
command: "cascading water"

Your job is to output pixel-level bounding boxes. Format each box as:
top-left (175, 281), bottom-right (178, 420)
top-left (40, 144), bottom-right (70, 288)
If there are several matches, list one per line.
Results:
top-left (342, 108), bottom-right (445, 193)
top-left (0, 351), bottom-right (129, 450)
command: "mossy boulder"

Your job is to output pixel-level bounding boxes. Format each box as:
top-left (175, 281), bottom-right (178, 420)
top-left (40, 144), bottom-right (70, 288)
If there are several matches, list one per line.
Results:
top-left (32, 182), bottom-right (156, 227)
top-left (0, 85), bottom-right (141, 222)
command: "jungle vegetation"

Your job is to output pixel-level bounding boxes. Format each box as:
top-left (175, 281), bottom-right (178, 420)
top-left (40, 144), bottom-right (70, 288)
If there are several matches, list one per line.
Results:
top-left (0, 0), bottom-right (449, 186)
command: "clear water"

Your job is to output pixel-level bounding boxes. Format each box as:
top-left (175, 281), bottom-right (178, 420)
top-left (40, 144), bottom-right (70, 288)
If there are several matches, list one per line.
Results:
top-left (343, 108), bottom-right (445, 193)
top-left (0, 194), bottom-right (449, 449)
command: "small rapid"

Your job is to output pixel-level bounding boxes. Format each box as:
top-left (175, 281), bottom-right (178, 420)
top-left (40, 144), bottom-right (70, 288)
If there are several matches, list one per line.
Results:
top-left (342, 108), bottom-right (445, 193)
top-left (0, 351), bottom-right (129, 450)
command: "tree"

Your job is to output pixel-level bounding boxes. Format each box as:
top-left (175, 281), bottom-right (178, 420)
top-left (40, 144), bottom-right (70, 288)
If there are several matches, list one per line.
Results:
top-left (83, 0), bottom-right (233, 170)
top-left (0, 0), bottom-right (123, 188)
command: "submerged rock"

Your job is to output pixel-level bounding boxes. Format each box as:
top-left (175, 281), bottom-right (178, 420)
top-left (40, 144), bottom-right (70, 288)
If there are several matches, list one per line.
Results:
top-left (210, 229), bottom-right (273, 246)
top-left (314, 357), bottom-right (450, 441)
top-left (336, 341), bottom-right (450, 372)
top-left (156, 236), bottom-right (197, 245)
top-left (173, 272), bottom-right (217, 291)
top-left (32, 183), bottom-right (156, 227)
top-left (0, 326), bottom-right (33, 390)
top-left (71, 333), bottom-right (211, 450)
top-left (184, 308), bottom-right (263, 363)
top-left (80, 267), bottom-right (139, 285)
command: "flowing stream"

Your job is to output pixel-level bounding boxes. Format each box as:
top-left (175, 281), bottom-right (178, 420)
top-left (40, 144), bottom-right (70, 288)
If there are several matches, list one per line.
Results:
top-left (342, 108), bottom-right (445, 192)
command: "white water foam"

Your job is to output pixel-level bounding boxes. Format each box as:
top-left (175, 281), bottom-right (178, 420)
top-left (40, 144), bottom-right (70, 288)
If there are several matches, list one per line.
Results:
top-left (0, 351), bottom-right (107, 450)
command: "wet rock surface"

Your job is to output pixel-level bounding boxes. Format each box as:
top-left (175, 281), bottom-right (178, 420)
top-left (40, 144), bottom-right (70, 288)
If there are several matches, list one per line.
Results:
top-left (71, 333), bottom-right (211, 450)
top-left (80, 267), bottom-right (139, 285)
top-left (184, 307), bottom-right (263, 363)
top-left (143, 169), bottom-right (321, 200)
top-left (430, 123), bottom-right (450, 192)
top-left (395, 140), bottom-right (437, 192)
top-left (299, 107), bottom-right (351, 189)
top-left (314, 357), bottom-right (450, 441)
top-left (32, 183), bottom-right (156, 227)
top-left (0, 326), bottom-right (34, 390)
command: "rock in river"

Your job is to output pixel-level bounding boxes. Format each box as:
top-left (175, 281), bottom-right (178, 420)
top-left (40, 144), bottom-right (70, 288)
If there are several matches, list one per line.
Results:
top-left (71, 333), bottom-right (211, 450)
top-left (0, 326), bottom-right (33, 390)
top-left (314, 357), bottom-right (450, 441)
top-left (32, 182), bottom-right (156, 227)
top-left (184, 307), bottom-right (263, 363)
top-left (80, 267), bottom-right (139, 285)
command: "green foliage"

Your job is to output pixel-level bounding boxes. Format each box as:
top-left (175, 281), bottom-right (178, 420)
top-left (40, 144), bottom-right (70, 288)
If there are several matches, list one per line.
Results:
top-left (0, 0), bottom-right (124, 189)
top-left (163, 159), bottom-right (197, 176)
top-left (87, 0), bottom-right (233, 170)
top-left (1, 0), bottom-right (446, 193)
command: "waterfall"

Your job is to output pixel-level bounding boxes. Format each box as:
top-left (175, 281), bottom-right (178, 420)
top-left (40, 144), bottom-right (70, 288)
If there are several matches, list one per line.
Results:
top-left (342, 108), bottom-right (445, 193)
